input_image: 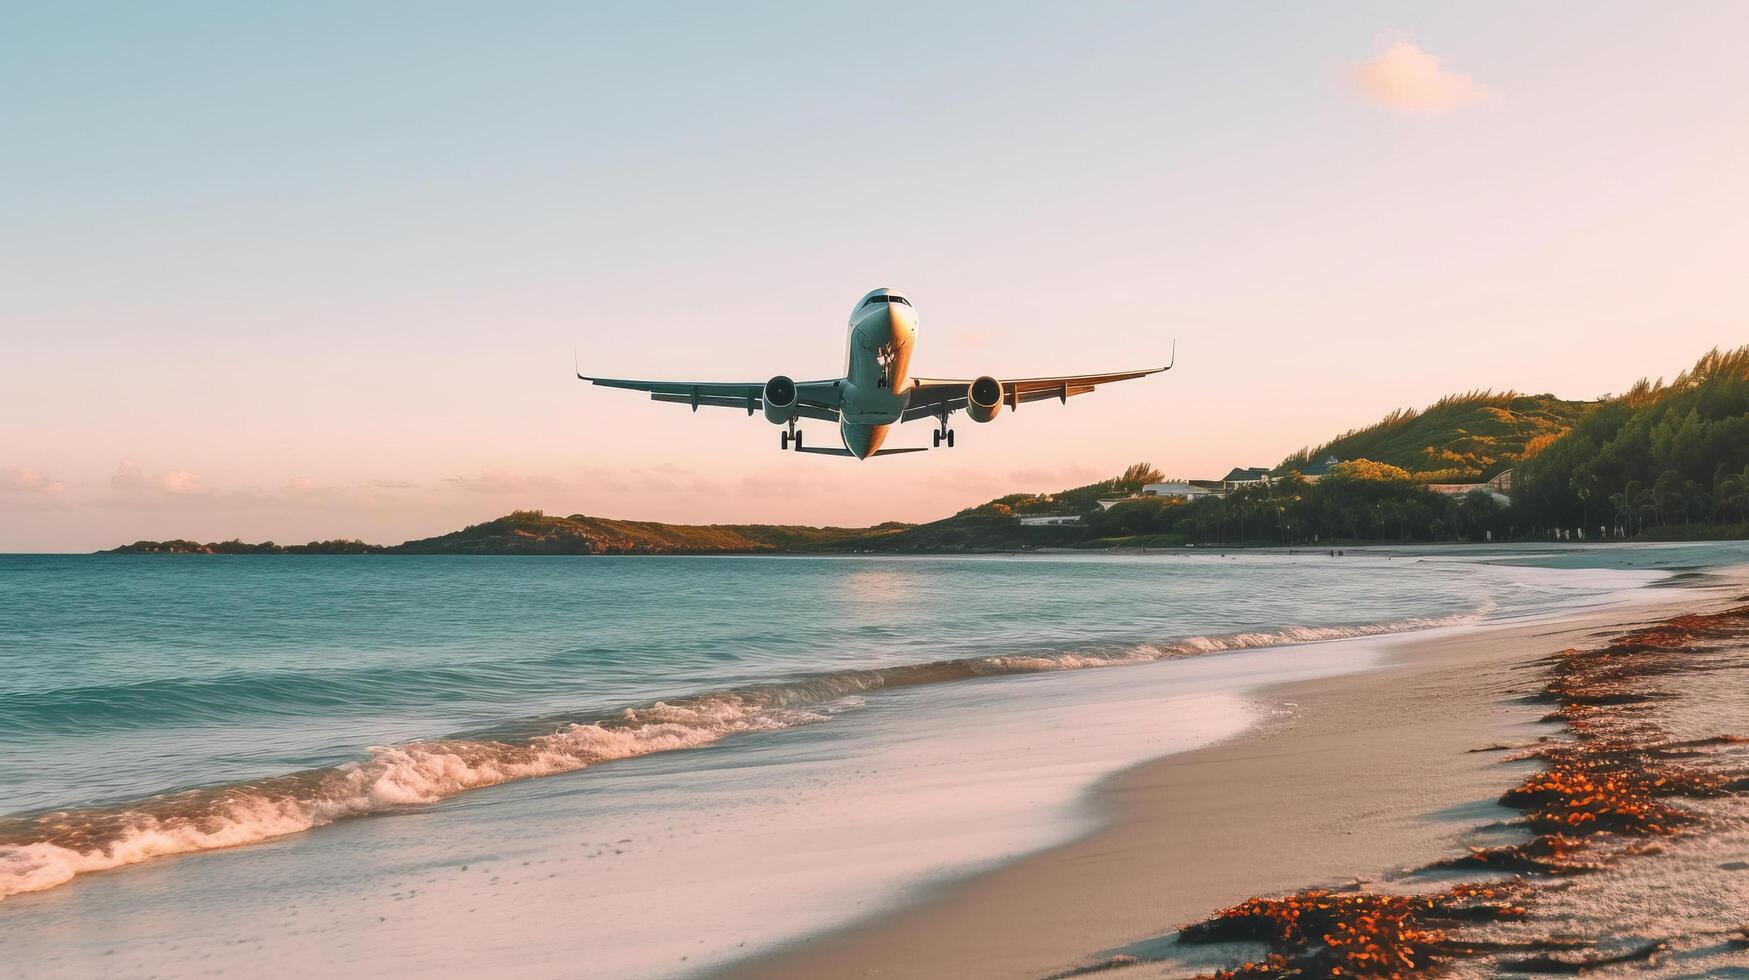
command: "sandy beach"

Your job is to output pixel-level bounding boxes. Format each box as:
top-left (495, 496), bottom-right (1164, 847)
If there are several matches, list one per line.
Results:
top-left (723, 564), bottom-right (1749, 979)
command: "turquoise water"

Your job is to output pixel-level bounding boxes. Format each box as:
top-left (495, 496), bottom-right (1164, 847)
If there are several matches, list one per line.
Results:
top-left (0, 551), bottom-right (1624, 816)
top-left (0, 544), bottom-right (1738, 977)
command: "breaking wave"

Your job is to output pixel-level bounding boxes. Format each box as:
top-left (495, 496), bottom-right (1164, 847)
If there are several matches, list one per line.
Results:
top-left (0, 612), bottom-right (1475, 901)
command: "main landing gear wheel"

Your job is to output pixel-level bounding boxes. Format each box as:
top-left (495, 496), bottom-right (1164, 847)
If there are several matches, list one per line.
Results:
top-left (793, 430), bottom-right (804, 451)
top-left (780, 432), bottom-right (790, 450)
top-left (947, 430), bottom-right (955, 448)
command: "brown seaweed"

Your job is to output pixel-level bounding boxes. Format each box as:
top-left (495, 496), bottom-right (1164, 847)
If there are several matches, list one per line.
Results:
top-left (1159, 602), bottom-right (1749, 979)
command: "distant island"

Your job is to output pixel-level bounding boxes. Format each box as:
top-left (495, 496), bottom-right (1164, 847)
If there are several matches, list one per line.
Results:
top-left (106, 346), bottom-right (1749, 555)
top-left (106, 514), bottom-right (910, 556)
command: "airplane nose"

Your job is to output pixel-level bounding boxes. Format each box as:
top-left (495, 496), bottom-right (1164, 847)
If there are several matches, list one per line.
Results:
top-left (858, 304), bottom-right (907, 348)
top-left (883, 302), bottom-right (916, 343)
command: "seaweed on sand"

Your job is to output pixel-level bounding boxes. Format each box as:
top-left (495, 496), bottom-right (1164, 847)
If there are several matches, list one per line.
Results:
top-left (1175, 882), bottom-right (1533, 977)
top-left (1076, 603), bottom-right (1749, 979)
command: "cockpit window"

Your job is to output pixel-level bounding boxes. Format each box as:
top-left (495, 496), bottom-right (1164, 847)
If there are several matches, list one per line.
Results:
top-left (862, 294), bottom-right (910, 308)
top-left (862, 296), bottom-right (890, 307)
top-left (889, 296), bottom-right (911, 306)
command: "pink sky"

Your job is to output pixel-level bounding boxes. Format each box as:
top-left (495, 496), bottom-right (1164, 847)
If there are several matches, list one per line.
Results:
top-left (4, 6), bottom-right (1747, 551)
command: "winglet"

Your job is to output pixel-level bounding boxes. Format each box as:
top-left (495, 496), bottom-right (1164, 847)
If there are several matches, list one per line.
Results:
top-left (1165, 339), bottom-right (1176, 371)
top-left (574, 349), bottom-right (586, 381)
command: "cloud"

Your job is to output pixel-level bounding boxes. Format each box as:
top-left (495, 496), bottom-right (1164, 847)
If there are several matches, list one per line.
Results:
top-left (1351, 41), bottom-right (1490, 112)
top-left (441, 466), bottom-right (735, 502)
top-left (279, 477), bottom-right (348, 501)
top-left (370, 479), bottom-right (419, 490)
top-left (1, 466), bottom-right (65, 495)
top-left (443, 470), bottom-right (573, 495)
top-left (111, 463), bottom-right (204, 496)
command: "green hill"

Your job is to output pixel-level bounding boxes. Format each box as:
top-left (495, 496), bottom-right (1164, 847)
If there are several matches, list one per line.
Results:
top-left (1278, 391), bottom-right (1593, 482)
top-left (837, 464), bottom-right (1164, 552)
top-left (106, 511), bottom-right (909, 556)
top-left (1513, 346), bottom-right (1749, 535)
top-left (388, 510), bottom-right (903, 555)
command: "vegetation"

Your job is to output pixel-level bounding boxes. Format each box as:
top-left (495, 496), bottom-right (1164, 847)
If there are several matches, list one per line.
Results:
top-left (389, 509), bottom-right (899, 555)
top-left (833, 464), bottom-right (1164, 552)
top-left (1280, 391), bottom-right (1591, 482)
top-left (108, 510), bottom-right (903, 556)
top-left (1513, 346), bottom-right (1749, 538)
top-left (110, 538), bottom-right (382, 555)
top-left (1080, 467), bottom-right (1511, 547)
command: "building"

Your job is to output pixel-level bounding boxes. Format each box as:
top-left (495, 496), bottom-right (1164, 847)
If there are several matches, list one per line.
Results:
top-left (1097, 472), bottom-right (1256, 509)
top-left (1140, 481), bottom-right (1226, 501)
top-left (1018, 514), bottom-right (1082, 526)
top-left (1220, 466), bottom-right (1272, 487)
top-left (1292, 455), bottom-right (1342, 482)
top-left (1426, 469), bottom-right (1514, 505)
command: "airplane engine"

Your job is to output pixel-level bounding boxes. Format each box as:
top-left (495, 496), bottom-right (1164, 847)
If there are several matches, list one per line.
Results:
top-left (762, 375), bottom-right (798, 424)
top-left (966, 375), bottom-right (1003, 423)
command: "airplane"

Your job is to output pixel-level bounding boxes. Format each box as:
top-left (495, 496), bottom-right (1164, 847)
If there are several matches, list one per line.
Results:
top-left (576, 288), bottom-right (1172, 459)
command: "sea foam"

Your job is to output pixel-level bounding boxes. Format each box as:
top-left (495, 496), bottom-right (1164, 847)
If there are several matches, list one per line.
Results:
top-left (0, 612), bottom-right (1473, 901)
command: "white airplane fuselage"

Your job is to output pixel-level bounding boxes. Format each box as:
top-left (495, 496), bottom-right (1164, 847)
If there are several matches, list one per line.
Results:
top-left (837, 288), bottom-right (917, 458)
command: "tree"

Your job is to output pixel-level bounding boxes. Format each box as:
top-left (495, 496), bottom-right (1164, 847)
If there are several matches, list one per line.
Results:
top-left (1454, 490), bottom-right (1509, 541)
top-left (1116, 463), bottom-right (1165, 490)
top-left (1513, 345), bottom-right (1749, 536)
top-left (1328, 459), bottom-right (1412, 482)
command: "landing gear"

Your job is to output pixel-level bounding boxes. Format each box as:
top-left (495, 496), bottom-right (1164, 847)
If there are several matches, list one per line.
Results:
top-left (933, 408), bottom-right (955, 449)
top-left (781, 418), bottom-right (803, 451)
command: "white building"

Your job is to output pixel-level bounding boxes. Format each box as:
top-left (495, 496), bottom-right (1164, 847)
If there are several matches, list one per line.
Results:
top-left (1018, 514), bottom-right (1082, 526)
top-left (1140, 481), bottom-right (1225, 500)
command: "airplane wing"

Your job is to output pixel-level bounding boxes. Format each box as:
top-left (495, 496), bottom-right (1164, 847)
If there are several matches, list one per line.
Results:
top-left (577, 369), bottom-right (843, 422)
top-left (899, 352), bottom-right (1173, 423)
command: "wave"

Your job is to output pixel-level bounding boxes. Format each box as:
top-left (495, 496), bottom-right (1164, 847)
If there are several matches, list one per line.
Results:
top-left (0, 663), bottom-right (502, 733)
top-left (0, 612), bottom-right (1476, 902)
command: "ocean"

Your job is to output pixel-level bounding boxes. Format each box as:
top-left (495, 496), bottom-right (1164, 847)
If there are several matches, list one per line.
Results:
top-left (0, 544), bottom-right (1735, 977)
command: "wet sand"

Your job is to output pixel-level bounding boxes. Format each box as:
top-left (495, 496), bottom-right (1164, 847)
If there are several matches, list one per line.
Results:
top-left (720, 567), bottom-right (1749, 980)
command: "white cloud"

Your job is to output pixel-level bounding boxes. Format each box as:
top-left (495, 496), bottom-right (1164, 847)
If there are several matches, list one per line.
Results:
top-left (1, 466), bottom-right (65, 495)
top-left (1352, 40), bottom-right (1491, 113)
top-left (111, 463), bottom-right (204, 496)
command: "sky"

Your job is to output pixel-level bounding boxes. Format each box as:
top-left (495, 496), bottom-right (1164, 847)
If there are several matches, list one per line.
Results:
top-left (4, 3), bottom-right (1747, 552)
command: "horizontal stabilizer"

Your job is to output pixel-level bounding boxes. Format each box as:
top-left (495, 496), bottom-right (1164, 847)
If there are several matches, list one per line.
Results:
top-left (793, 445), bottom-right (930, 457)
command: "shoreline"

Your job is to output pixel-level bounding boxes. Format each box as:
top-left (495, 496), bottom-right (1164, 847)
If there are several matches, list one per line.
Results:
top-left (718, 563), bottom-right (1749, 979)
